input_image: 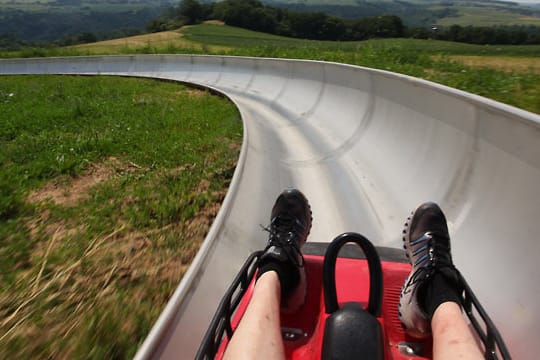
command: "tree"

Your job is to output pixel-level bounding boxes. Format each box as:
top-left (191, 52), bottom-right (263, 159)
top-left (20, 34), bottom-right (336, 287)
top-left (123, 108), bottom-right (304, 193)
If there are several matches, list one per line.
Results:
top-left (370, 15), bottom-right (404, 38)
top-left (250, 7), bottom-right (278, 34)
top-left (319, 16), bottom-right (346, 40)
top-left (179, 0), bottom-right (204, 25)
top-left (447, 24), bottom-right (463, 42)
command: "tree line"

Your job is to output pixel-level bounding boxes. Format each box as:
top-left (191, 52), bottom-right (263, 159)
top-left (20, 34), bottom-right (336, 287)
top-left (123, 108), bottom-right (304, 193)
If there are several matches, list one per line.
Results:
top-left (147, 0), bottom-right (405, 41)
top-left (147, 0), bottom-right (540, 45)
top-left (264, 0), bottom-right (459, 27)
top-left (411, 24), bottom-right (540, 45)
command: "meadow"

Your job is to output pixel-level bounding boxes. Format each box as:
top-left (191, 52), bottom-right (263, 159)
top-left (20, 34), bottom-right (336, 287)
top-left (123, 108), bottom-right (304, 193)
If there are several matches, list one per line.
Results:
top-left (0, 75), bottom-right (241, 358)
top-left (69, 23), bottom-right (540, 113)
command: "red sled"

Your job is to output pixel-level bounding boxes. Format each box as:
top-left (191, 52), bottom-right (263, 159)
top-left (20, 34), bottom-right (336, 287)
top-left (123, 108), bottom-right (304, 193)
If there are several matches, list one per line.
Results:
top-left (197, 232), bottom-right (510, 360)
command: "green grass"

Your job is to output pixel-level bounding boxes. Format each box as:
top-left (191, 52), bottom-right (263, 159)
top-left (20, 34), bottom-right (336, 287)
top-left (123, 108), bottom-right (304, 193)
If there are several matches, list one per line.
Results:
top-left (3, 23), bottom-right (538, 113)
top-left (0, 75), bottom-right (242, 359)
top-left (178, 24), bottom-right (540, 113)
top-left (358, 38), bottom-right (540, 57)
top-left (0, 46), bottom-right (88, 59)
top-left (182, 24), bottom-right (540, 57)
top-left (180, 23), bottom-right (540, 69)
top-left (181, 23), bottom-right (305, 48)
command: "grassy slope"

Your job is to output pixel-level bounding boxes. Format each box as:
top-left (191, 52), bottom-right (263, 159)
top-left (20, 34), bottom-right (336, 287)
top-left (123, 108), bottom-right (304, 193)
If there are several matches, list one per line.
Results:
top-left (70, 30), bottom-right (218, 55)
top-left (181, 23), bottom-right (540, 57)
top-left (4, 23), bottom-right (538, 112)
top-left (0, 75), bottom-right (241, 358)
top-left (181, 24), bottom-right (540, 113)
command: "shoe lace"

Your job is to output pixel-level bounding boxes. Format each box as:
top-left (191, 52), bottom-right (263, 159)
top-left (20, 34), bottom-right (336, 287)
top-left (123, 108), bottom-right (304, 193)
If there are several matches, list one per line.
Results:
top-left (261, 215), bottom-right (305, 267)
top-left (404, 231), bottom-right (456, 299)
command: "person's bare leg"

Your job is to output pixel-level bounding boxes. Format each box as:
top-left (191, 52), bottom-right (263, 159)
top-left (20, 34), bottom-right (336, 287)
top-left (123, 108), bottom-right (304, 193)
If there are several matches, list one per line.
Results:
top-left (431, 302), bottom-right (483, 360)
top-left (399, 202), bottom-right (484, 358)
top-left (224, 189), bottom-right (312, 359)
top-left (223, 271), bottom-right (285, 360)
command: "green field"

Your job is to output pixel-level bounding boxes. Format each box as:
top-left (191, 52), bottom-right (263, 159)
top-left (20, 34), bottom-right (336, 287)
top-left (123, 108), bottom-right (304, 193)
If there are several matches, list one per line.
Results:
top-left (181, 23), bottom-right (540, 57)
top-left (0, 75), bottom-right (241, 358)
top-left (2, 23), bottom-right (539, 113)
top-left (436, 5), bottom-right (540, 26)
top-left (181, 24), bottom-right (540, 113)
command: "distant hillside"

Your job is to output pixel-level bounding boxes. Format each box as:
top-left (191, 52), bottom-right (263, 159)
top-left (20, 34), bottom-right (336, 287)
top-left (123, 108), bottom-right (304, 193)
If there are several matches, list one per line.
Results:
top-left (264, 0), bottom-right (540, 26)
top-left (0, 0), bottom-right (173, 42)
top-left (2, 0), bottom-right (540, 44)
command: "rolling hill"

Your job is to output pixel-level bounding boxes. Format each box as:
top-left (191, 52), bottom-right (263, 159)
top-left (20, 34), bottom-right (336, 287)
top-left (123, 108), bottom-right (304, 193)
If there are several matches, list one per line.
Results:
top-left (1, 0), bottom-right (539, 43)
top-left (0, 0), bottom-right (171, 41)
top-left (265, 0), bottom-right (540, 26)
top-left (66, 22), bottom-right (539, 113)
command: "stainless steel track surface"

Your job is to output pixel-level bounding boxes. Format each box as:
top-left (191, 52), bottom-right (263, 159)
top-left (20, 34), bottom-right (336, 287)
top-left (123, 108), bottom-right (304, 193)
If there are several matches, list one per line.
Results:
top-left (1, 55), bottom-right (539, 359)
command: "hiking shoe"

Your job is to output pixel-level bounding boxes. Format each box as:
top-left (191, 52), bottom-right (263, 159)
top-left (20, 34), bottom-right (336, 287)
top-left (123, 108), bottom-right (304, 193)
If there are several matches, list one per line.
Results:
top-left (398, 202), bottom-right (462, 337)
top-left (258, 188), bottom-right (312, 313)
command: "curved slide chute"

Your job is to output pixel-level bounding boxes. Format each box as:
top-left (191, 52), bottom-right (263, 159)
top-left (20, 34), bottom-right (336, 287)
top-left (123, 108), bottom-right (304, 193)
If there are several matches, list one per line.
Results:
top-left (1, 55), bottom-right (539, 359)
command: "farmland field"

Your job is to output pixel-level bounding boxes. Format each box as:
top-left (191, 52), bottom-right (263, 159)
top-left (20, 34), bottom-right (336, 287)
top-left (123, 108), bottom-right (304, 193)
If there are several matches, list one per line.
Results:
top-left (442, 55), bottom-right (540, 74)
top-left (436, 5), bottom-right (540, 26)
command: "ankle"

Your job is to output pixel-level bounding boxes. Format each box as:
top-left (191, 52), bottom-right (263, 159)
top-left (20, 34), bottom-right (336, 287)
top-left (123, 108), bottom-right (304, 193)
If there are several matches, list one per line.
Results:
top-left (258, 259), bottom-right (299, 299)
top-left (421, 271), bottom-right (462, 320)
top-left (256, 270), bottom-right (281, 295)
top-left (432, 302), bottom-right (462, 326)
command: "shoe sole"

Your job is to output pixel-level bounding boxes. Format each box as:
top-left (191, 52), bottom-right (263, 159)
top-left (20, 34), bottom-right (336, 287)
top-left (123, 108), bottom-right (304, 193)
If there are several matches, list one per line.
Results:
top-left (307, 206), bottom-right (313, 238)
top-left (399, 204), bottom-right (431, 338)
top-left (296, 189), bottom-right (313, 245)
top-left (402, 205), bottom-right (419, 262)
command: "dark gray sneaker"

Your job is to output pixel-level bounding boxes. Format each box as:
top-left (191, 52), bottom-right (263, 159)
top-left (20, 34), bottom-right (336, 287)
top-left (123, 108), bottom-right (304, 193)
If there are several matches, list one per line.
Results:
top-left (398, 202), bottom-right (461, 337)
top-left (258, 189), bottom-right (312, 312)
